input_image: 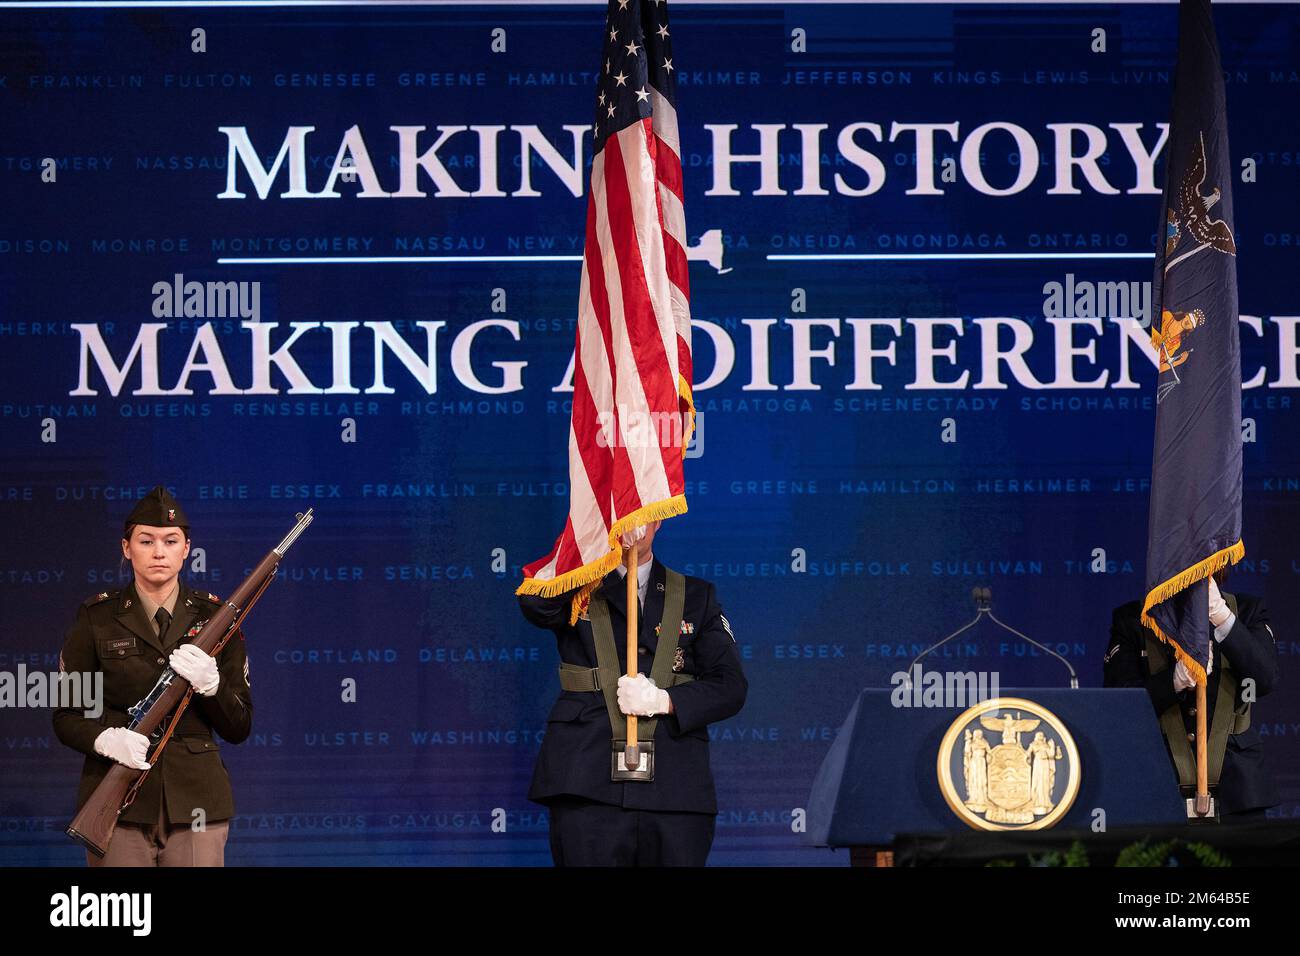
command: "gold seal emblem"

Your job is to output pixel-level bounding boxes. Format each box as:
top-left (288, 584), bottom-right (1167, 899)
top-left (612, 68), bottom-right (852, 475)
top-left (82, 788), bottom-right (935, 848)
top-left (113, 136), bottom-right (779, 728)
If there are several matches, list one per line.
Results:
top-left (937, 697), bottom-right (1080, 831)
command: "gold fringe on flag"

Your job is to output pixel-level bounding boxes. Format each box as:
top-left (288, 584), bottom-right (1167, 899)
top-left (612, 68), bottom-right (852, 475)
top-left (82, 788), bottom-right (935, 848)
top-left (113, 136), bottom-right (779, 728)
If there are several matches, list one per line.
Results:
top-left (514, 494), bottom-right (689, 624)
top-left (679, 375), bottom-right (696, 460)
top-left (1140, 538), bottom-right (1245, 686)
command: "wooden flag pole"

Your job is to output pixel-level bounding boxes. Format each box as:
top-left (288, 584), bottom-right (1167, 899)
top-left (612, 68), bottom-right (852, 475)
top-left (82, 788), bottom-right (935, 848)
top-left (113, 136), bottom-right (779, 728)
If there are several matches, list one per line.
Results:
top-left (624, 541), bottom-right (639, 771)
top-left (1194, 581), bottom-right (1211, 816)
top-left (1195, 680), bottom-right (1210, 815)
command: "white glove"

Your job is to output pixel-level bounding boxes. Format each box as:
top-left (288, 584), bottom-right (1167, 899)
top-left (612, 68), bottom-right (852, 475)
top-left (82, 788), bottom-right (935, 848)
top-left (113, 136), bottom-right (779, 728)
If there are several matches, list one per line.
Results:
top-left (617, 674), bottom-right (671, 717)
top-left (1207, 577), bottom-right (1232, 629)
top-left (93, 727), bottom-right (152, 770)
top-left (620, 525), bottom-right (647, 549)
top-left (170, 644), bottom-right (220, 696)
top-left (1173, 652), bottom-right (1213, 693)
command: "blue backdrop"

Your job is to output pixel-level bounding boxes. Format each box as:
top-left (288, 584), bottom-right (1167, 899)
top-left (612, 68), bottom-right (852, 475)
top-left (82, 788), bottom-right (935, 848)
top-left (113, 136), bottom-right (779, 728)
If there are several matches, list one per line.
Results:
top-left (1, 0), bottom-right (1297, 865)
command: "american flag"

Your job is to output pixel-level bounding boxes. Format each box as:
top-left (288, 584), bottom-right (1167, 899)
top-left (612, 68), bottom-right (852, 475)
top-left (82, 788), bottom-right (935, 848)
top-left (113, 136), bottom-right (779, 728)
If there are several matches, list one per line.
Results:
top-left (517, 0), bottom-right (694, 618)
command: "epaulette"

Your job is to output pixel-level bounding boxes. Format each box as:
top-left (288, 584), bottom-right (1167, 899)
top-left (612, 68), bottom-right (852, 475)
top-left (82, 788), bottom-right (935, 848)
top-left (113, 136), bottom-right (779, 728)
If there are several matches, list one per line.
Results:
top-left (83, 590), bottom-right (117, 606)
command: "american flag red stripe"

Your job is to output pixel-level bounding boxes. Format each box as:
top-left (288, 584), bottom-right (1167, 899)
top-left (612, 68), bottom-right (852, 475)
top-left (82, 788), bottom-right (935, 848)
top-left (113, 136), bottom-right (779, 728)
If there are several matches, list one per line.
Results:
top-left (518, 0), bottom-right (693, 614)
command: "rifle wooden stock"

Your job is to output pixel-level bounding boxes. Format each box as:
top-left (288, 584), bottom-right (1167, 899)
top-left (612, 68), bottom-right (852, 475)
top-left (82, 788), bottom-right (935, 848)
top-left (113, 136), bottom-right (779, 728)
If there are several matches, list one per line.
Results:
top-left (66, 763), bottom-right (142, 858)
top-left (67, 511), bottom-right (311, 857)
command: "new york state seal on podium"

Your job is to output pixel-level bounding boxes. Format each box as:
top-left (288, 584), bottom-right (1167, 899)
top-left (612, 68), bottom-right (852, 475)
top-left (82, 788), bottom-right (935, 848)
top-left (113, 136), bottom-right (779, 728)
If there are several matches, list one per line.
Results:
top-left (937, 697), bottom-right (1081, 831)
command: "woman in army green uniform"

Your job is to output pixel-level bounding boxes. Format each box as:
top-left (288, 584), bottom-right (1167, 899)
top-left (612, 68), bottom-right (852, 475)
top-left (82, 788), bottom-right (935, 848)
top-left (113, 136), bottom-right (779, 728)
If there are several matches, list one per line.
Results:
top-left (53, 486), bottom-right (253, 866)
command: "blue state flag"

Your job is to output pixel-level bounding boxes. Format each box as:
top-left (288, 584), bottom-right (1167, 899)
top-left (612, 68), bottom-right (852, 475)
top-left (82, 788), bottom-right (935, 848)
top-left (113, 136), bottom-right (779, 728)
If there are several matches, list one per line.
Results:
top-left (1142, 0), bottom-right (1245, 686)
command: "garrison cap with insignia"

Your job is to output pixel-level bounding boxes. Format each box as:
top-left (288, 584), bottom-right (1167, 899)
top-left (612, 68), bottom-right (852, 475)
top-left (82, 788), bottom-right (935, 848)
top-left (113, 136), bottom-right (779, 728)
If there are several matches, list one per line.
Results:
top-left (124, 485), bottom-right (189, 535)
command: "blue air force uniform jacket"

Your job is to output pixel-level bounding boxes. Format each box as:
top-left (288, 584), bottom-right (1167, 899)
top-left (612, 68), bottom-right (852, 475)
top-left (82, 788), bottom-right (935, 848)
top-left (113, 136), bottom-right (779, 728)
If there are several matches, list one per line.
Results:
top-left (1104, 594), bottom-right (1280, 815)
top-left (519, 559), bottom-right (747, 814)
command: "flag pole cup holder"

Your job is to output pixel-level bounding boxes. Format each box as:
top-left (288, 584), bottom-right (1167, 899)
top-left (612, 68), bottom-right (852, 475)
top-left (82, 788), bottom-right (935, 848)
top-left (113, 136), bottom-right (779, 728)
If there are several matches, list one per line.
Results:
top-left (1185, 791), bottom-right (1218, 822)
top-left (611, 740), bottom-right (654, 782)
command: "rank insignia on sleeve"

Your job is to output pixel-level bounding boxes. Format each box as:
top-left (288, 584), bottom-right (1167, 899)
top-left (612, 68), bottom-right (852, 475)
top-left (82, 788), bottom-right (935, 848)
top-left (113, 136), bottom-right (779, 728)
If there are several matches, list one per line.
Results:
top-left (1103, 644), bottom-right (1121, 663)
top-left (244, 657), bottom-right (250, 686)
top-left (720, 614), bottom-right (734, 641)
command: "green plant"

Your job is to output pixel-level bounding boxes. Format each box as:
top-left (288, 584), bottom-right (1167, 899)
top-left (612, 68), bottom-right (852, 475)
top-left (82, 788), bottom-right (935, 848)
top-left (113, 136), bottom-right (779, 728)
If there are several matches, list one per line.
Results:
top-left (1115, 838), bottom-right (1231, 867)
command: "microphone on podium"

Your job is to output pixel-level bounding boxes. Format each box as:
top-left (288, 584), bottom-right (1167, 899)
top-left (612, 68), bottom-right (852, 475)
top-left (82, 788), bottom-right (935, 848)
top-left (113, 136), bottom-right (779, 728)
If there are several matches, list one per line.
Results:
top-left (902, 586), bottom-right (1079, 690)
